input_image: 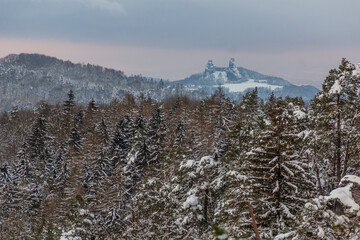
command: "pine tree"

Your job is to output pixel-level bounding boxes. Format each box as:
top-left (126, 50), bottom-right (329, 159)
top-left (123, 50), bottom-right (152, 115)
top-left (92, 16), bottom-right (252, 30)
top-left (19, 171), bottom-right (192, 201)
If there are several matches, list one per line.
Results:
top-left (147, 106), bottom-right (166, 165)
top-left (209, 87), bottom-right (235, 159)
top-left (63, 90), bottom-right (75, 114)
top-left (240, 98), bottom-right (314, 237)
top-left (69, 126), bottom-right (82, 153)
top-left (173, 155), bottom-right (225, 239)
top-left (111, 115), bottom-right (132, 167)
top-left (123, 116), bottom-right (150, 194)
top-left (174, 120), bottom-right (186, 149)
top-left (62, 90), bottom-right (77, 133)
top-left (311, 58), bottom-right (360, 189)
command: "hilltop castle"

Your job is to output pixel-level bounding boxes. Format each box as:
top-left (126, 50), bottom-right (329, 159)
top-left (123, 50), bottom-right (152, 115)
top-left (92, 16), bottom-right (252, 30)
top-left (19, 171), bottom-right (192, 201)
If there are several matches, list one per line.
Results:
top-left (204, 58), bottom-right (242, 81)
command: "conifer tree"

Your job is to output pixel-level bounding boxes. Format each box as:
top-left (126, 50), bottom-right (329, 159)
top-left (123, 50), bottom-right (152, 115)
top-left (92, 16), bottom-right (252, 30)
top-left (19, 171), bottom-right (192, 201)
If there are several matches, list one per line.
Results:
top-left (147, 106), bottom-right (166, 165)
top-left (69, 126), bottom-right (82, 153)
top-left (111, 115), bottom-right (132, 167)
top-left (123, 116), bottom-right (149, 194)
top-left (173, 155), bottom-right (225, 239)
top-left (209, 87), bottom-right (235, 159)
top-left (63, 90), bottom-right (75, 114)
top-left (240, 98), bottom-right (314, 237)
top-left (311, 58), bottom-right (360, 188)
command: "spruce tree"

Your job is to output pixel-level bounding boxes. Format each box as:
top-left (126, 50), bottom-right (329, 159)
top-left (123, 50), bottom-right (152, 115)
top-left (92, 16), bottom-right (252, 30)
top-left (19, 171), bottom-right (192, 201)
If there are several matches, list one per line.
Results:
top-left (63, 90), bottom-right (75, 114)
top-left (240, 98), bottom-right (314, 237)
top-left (311, 58), bottom-right (360, 188)
top-left (147, 106), bottom-right (166, 165)
top-left (111, 115), bottom-right (132, 167)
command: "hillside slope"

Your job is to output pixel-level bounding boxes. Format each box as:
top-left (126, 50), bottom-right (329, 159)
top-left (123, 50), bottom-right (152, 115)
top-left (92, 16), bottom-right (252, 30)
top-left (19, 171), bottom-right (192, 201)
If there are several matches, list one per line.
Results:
top-left (0, 53), bottom-right (169, 111)
top-left (173, 58), bottom-right (319, 101)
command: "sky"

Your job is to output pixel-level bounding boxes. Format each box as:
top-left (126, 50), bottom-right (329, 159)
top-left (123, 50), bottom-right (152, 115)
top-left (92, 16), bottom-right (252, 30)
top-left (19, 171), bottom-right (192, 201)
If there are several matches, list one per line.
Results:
top-left (1, 0), bottom-right (360, 88)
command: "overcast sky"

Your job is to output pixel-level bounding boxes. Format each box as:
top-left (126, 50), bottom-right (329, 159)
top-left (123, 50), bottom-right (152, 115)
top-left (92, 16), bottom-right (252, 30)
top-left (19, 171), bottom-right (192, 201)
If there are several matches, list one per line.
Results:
top-left (1, 0), bottom-right (360, 87)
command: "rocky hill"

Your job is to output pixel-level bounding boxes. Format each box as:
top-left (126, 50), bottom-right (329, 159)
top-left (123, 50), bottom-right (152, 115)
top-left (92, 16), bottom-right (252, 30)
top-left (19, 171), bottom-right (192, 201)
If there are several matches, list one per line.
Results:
top-left (173, 58), bottom-right (320, 101)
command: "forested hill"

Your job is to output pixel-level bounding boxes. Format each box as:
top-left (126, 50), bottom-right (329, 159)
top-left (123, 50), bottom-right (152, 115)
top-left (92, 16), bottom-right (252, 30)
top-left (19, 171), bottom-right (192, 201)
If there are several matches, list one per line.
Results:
top-left (1, 59), bottom-right (360, 239)
top-left (172, 58), bottom-right (320, 101)
top-left (0, 53), bottom-right (184, 112)
top-left (0, 54), bottom-right (320, 113)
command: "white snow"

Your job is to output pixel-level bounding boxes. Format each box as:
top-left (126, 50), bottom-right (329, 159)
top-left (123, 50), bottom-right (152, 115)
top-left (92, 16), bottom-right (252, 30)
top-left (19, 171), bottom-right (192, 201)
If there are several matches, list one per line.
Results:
top-left (297, 130), bottom-right (312, 139)
top-left (226, 170), bottom-right (248, 181)
top-left (334, 215), bottom-right (349, 226)
top-left (329, 80), bottom-right (342, 94)
top-left (79, 209), bottom-right (88, 216)
top-left (274, 231), bottom-right (295, 240)
top-left (340, 175), bottom-right (360, 185)
top-left (217, 233), bottom-right (229, 240)
top-left (264, 119), bottom-right (271, 126)
top-left (352, 63), bottom-right (360, 77)
top-left (212, 71), bottom-right (228, 82)
top-left (220, 79), bottom-right (283, 93)
top-left (60, 230), bottom-right (81, 240)
top-left (305, 202), bottom-right (318, 211)
top-left (231, 68), bottom-right (241, 78)
top-left (180, 160), bottom-right (195, 169)
top-left (198, 156), bottom-right (216, 168)
top-left (317, 226), bottom-right (325, 238)
top-left (83, 218), bottom-right (92, 225)
top-left (183, 195), bottom-right (199, 209)
top-left (280, 202), bottom-right (295, 219)
top-left (326, 181), bottom-right (359, 213)
top-left (293, 109), bottom-right (306, 120)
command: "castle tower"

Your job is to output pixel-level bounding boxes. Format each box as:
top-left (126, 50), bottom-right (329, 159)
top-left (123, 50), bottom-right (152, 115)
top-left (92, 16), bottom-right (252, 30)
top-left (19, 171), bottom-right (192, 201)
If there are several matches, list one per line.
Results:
top-left (205, 60), bottom-right (215, 74)
top-left (206, 60), bottom-right (214, 70)
top-left (229, 58), bottom-right (236, 69)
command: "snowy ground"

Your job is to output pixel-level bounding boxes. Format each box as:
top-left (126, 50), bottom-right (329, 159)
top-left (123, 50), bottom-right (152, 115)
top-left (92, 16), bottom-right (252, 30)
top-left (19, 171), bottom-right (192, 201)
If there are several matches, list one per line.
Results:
top-left (220, 79), bottom-right (283, 93)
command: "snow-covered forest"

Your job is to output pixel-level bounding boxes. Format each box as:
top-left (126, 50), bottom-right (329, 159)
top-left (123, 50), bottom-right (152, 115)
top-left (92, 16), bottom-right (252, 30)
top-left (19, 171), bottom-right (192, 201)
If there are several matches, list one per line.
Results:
top-left (1, 59), bottom-right (360, 239)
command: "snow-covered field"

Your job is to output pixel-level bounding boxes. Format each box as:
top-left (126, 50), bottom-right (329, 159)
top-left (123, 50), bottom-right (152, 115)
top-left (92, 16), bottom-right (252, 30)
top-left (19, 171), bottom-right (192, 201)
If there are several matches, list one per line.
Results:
top-left (220, 79), bottom-right (283, 93)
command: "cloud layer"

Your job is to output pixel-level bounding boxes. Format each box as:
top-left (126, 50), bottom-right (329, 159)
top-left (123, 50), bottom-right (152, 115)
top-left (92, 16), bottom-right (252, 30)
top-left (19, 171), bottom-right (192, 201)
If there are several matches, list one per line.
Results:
top-left (0, 0), bottom-right (360, 86)
top-left (2, 0), bottom-right (360, 50)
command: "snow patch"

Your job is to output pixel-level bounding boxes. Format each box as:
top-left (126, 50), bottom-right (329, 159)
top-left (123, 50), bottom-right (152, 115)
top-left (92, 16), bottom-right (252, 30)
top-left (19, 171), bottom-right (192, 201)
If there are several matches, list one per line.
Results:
top-left (183, 195), bottom-right (199, 209)
top-left (334, 215), bottom-right (349, 226)
top-left (221, 79), bottom-right (283, 93)
top-left (217, 233), bottom-right (229, 240)
top-left (293, 109), bottom-right (306, 120)
top-left (326, 180), bottom-right (359, 213)
top-left (274, 231), bottom-right (296, 240)
top-left (352, 63), bottom-right (360, 77)
top-left (226, 171), bottom-right (247, 181)
top-left (180, 160), bottom-right (195, 169)
top-left (317, 226), bottom-right (325, 238)
top-left (329, 80), bottom-right (342, 94)
top-left (198, 156), bottom-right (216, 168)
top-left (60, 229), bottom-right (81, 240)
top-left (210, 71), bottom-right (228, 83)
top-left (340, 175), bottom-right (360, 185)
top-left (297, 130), bottom-right (312, 139)
top-left (305, 202), bottom-right (318, 211)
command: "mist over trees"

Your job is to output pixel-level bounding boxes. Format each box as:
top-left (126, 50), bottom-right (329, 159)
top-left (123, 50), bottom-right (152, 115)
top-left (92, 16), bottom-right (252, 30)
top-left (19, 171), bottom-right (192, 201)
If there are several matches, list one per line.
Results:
top-left (1, 59), bottom-right (360, 239)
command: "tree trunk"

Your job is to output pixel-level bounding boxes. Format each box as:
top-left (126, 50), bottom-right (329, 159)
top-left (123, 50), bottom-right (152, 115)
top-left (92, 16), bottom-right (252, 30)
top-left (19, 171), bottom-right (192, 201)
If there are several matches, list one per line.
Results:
top-left (341, 144), bottom-right (350, 178)
top-left (336, 94), bottom-right (342, 184)
top-left (313, 145), bottom-right (323, 195)
top-left (246, 199), bottom-right (261, 240)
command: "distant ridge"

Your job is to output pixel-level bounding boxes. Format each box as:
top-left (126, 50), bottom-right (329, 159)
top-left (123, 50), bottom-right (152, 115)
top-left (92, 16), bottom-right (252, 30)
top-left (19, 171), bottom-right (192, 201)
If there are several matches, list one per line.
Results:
top-left (173, 58), bottom-right (320, 101)
top-left (0, 54), bottom-right (320, 112)
top-left (0, 53), bottom-right (173, 112)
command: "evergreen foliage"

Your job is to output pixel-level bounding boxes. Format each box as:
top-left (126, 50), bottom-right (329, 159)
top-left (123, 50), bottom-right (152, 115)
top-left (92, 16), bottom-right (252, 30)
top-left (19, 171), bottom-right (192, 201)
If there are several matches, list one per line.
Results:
top-left (0, 59), bottom-right (360, 239)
